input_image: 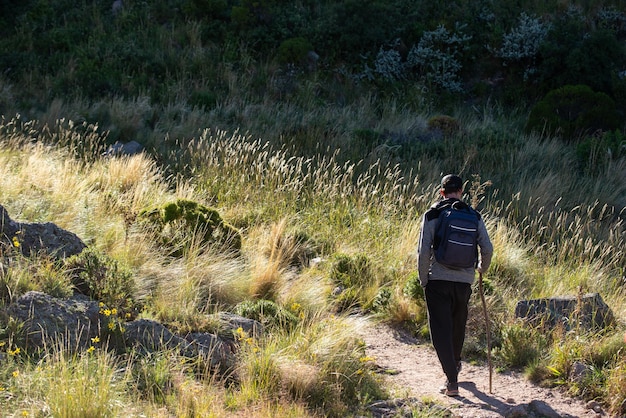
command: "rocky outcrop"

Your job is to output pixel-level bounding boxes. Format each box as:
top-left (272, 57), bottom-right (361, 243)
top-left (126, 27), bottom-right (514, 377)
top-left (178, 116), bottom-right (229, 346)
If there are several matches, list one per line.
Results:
top-left (0, 205), bottom-right (86, 259)
top-left (515, 292), bottom-right (615, 331)
top-left (6, 291), bottom-right (102, 351)
top-left (6, 291), bottom-right (253, 372)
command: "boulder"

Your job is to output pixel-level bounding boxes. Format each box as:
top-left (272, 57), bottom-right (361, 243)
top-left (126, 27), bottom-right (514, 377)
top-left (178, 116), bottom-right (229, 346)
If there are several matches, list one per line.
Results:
top-left (185, 332), bottom-right (235, 370)
top-left (102, 140), bottom-right (144, 157)
top-left (123, 319), bottom-right (195, 356)
top-left (514, 292), bottom-right (614, 331)
top-left (6, 291), bottom-right (102, 352)
top-left (0, 205), bottom-right (86, 259)
top-left (215, 312), bottom-right (264, 339)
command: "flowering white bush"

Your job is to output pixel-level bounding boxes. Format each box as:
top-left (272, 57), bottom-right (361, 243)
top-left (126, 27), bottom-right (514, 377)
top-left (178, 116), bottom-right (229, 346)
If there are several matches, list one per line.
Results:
top-left (498, 13), bottom-right (550, 80)
top-left (405, 24), bottom-right (471, 93)
top-left (374, 46), bottom-right (404, 81)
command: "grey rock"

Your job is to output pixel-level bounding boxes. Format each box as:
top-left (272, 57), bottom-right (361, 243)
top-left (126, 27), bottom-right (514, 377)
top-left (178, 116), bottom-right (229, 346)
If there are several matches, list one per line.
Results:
top-left (186, 332), bottom-right (235, 370)
top-left (123, 319), bottom-right (194, 356)
top-left (569, 361), bottom-right (590, 384)
top-left (0, 205), bottom-right (86, 259)
top-left (515, 293), bottom-right (615, 331)
top-left (7, 291), bottom-right (102, 351)
top-left (505, 404), bottom-right (529, 418)
top-left (103, 140), bottom-right (144, 157)
top-left (528, 399), bottom-right (562, 418)
top-left (215, 312), bottom-right (264, 339)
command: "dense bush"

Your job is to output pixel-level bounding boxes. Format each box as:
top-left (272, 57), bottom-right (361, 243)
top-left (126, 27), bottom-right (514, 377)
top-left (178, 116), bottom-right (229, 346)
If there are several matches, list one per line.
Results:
top-left (65, 247), bottom-right (137, 315)
top-left (525, 85), bottom-right (621, 141)
top-left (498, 13), bottom-right (550, 82)
top-left (138, 199), bottom-right (242, 256)
top-left (536, 11), bottom-right (626, 96)
top-left (234, 299), bottom-right (299, 330)
top-left (276, 37), bottom-right (314, 66)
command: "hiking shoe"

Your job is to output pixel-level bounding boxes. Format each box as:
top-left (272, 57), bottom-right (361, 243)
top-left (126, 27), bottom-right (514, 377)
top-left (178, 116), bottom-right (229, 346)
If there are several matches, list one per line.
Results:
top-left (439, 381), bottom-right (460, 397)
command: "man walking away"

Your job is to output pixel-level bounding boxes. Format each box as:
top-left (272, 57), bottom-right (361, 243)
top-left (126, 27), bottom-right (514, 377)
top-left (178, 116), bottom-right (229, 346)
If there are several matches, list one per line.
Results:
top-left (417, 174), bottom-right (493, 397)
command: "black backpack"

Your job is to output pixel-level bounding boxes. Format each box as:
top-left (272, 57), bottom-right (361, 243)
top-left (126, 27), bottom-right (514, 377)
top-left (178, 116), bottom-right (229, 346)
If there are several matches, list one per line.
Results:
top-left (433, 201), bottom-right (480, 269)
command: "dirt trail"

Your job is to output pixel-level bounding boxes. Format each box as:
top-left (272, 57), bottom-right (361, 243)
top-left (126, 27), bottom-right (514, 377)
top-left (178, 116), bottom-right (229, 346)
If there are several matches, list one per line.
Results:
top-left (358, 320), bottom-right (601, 417)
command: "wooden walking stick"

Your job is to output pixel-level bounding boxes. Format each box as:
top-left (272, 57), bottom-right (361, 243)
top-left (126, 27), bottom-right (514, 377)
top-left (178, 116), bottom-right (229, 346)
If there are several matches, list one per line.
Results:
top-left (478, 272), bottom-right (493, 394)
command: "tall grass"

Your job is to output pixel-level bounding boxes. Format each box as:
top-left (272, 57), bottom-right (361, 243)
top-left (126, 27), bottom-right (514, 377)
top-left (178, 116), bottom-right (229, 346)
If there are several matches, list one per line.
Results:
top-left (0, 103), bottom-right (625, 415)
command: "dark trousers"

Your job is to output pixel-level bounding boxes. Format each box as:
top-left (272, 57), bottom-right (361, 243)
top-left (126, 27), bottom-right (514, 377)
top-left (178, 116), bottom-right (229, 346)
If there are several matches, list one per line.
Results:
top-left (425, 280), bottom-right (472, 384)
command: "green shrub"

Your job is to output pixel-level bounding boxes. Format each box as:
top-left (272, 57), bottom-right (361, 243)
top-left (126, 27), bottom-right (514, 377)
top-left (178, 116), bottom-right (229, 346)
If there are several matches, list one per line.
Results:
top-left (427, 115), bottom-right (461, 137)
top-left (402, 271), bottom-right (424, 301)
top-left (64, 247), bottom-right (137, 315)
top-left (234, 299), bottom-right (299, 331)
top-left (329, 253), bottom-right (373, 288)
top-left (138, 199), bottom-right (242, 256)
top-left (495, 321), bottom-right (545, 368)
top-left (525, 85), bottom-right (620, 141)
top-left (372, 286), bottom-right (392, 312)
top-left (276, 37), bottom-right (313, 66)
top-left (537, 12), bottom-right (625, 95)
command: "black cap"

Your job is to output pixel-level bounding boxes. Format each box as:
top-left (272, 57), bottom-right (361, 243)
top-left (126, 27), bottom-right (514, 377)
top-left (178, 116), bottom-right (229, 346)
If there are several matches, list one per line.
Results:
top-left (441, 174), bottom-right (463, 192)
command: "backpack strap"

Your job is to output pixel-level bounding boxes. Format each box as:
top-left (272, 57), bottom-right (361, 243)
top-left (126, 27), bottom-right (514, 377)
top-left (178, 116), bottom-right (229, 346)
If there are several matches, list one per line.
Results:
top-left (425, 200), bottom-right (454, 221)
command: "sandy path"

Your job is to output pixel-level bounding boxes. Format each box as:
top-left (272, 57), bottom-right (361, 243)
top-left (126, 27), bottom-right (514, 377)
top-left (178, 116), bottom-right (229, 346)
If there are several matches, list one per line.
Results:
top-left (358, 321), bottom-right (599, 417)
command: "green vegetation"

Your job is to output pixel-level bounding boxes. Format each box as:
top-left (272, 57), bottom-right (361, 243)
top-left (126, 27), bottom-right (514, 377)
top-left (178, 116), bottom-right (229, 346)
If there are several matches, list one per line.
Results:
top-left (0, 0), bottom-right (625, 416)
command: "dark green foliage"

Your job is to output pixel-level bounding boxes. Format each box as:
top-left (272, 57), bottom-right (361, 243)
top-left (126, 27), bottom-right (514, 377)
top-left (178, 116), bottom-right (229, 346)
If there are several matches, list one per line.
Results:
top-left (234, 299), bottom-right (299, 330)
top-left (576, 130), bottom-right (626, 174)
top-left (330, 253), bottom-right (373, 288)
top-left (312, 0), bottom-right (417, 62)
top-left (138, 199), bottom-right (242, 256)
top-left (372, 286), bottom-right (392, 312)
top-left (403, 271), bottom-right (424, 301)
top-left (329, 253), bottom-right (378, 312)
top-left (494, 322), bottom-right (544, 368)
top-left (537, 13), bottom-right (626, 95)
top-left (64, 247), bottom-right (137, 314)
top-left (181, 0), bottom-right (229, 19)
top-left (526, 85), bottom-right (621, 141)
top-left (276, 37), bottom-right (313, 66)
top-left (189, 90), bottom-right (219, 111)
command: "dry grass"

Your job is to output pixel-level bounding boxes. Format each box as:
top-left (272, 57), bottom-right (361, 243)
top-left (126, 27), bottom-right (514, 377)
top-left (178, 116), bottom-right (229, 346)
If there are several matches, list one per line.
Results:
top-left (0, 107), bottom-right (624, 416)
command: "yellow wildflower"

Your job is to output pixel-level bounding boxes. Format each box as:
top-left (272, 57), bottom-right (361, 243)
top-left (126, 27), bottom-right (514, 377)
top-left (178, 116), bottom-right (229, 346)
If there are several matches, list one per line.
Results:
top-left (12, 370), bottom-right (19, 377)
top-left (111, 308), bottom-right (118, 316)
top-left (99, 302), bottom-right (105, 308)
top-left (236, 327), bottom-right (246, 340)
top-left (91, 336), bottom-right (100, 343)
top-left (103, 309), bottom-right (111, 316)
top-left (22, 410), bottom-right (28, 417)
top-left (87, 346), bottom-right (95, 354)
top-left (12, 236), bottom-right (19, 248)
top-left (108, 322), bottom-right (116, 331)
